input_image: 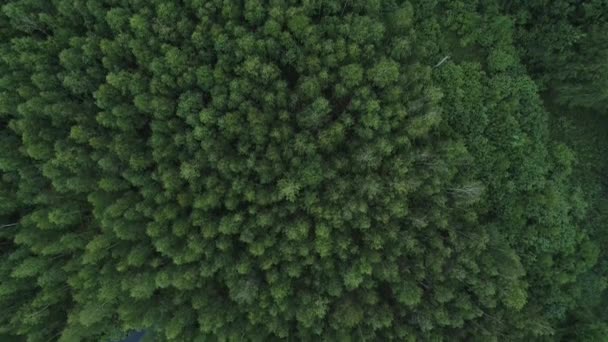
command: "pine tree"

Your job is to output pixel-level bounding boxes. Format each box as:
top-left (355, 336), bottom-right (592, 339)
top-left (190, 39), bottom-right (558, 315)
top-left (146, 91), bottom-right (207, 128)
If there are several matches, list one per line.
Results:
top-left (0, 0), bottom-right (605, 340)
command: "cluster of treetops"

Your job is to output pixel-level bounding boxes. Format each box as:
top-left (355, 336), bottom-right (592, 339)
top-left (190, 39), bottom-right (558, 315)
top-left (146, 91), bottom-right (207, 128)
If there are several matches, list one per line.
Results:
top-left (1, 0), bottom-right (607, 341)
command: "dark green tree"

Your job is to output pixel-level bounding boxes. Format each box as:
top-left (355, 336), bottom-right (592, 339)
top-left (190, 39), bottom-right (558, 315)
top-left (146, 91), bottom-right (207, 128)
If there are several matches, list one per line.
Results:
top-left (0, 0), bottom-right (605, 341)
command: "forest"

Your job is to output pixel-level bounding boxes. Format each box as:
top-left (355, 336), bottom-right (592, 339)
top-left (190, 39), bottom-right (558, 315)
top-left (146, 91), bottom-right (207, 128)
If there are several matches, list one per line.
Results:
top-left (0, 0), bottom-right (607, 341)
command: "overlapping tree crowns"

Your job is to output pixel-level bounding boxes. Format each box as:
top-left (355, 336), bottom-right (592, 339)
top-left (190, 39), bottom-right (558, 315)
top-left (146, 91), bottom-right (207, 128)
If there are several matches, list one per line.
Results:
top-left (0, 0), bottom-right (603, 341)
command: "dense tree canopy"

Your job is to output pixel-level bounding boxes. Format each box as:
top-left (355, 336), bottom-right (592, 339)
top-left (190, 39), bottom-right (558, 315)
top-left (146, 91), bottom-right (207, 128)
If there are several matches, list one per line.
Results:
top-left (505, 0), bottom-right (608, 111)
top-left (0, 0), bottom-right (606, 341)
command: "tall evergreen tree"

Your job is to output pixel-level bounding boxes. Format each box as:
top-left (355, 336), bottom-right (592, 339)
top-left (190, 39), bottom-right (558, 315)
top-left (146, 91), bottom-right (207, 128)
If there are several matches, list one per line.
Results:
top-left (0, 0), bottom-right (605, 340)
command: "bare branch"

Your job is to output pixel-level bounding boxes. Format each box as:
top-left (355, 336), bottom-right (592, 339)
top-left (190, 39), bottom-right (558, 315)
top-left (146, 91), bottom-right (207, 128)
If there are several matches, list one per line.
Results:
top-left (433, 55), bottom-right (451, 68)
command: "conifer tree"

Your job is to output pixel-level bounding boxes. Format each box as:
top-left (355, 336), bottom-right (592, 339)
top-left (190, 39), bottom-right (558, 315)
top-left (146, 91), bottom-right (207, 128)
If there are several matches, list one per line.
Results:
top-left (0, 0), bottom-right (605, 341)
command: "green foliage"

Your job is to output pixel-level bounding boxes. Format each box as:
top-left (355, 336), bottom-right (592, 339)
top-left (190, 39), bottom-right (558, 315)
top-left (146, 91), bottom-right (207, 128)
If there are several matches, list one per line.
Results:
top-left (0, 0), bottom-right (606, 341)
top-left (505, 0), bottom-right (608, 111)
